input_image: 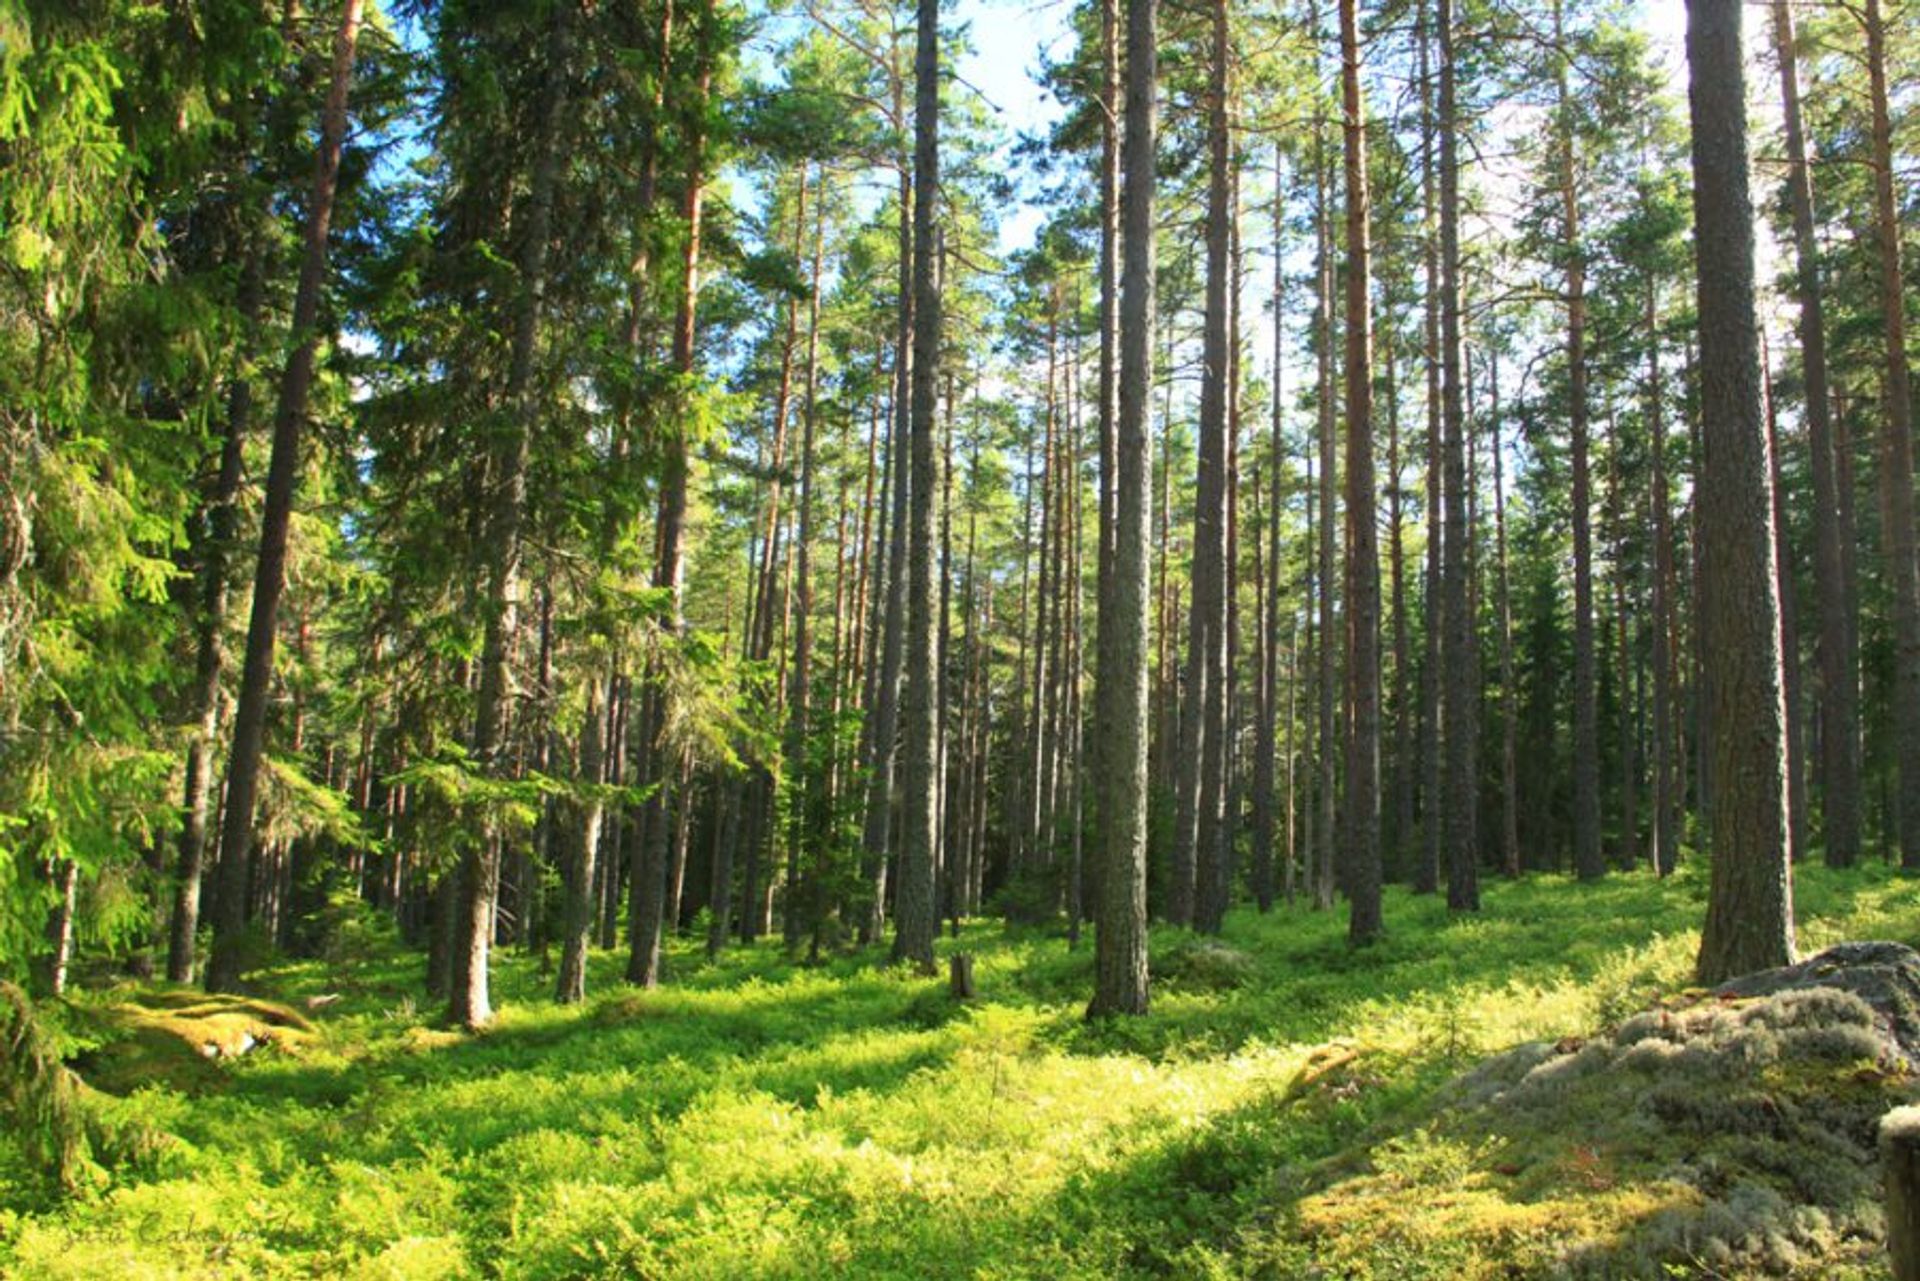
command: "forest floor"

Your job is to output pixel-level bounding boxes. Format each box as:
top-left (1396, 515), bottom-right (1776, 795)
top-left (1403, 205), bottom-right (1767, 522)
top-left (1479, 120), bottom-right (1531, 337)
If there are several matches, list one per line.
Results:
top-left (5, 864), bottom-right (1920, 1280)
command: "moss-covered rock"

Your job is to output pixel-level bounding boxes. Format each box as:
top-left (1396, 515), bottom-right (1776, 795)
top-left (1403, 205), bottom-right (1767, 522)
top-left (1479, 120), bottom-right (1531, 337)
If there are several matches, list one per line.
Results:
top-left (1290, 944), bottom-right (1920, 1278)
top-left (69, 990), bottom-right (318, 1095)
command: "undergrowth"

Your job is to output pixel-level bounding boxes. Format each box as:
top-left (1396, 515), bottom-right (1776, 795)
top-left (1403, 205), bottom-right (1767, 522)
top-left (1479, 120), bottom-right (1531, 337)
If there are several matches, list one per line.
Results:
top-left (1, 862), bottom-right (1915, 1279)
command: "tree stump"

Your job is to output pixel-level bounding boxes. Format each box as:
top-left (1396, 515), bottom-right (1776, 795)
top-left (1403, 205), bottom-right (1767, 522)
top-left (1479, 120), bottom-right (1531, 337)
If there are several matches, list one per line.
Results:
top-left (948, 953), bottom-right (976, 1001)
top-left (1881, 1105), bottom-right (1920, 1280)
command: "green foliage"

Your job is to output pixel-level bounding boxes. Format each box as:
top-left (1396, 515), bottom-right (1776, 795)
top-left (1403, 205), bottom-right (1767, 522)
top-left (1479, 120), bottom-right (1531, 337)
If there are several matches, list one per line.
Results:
top-left (0, 982), bottom-right (90, 1198)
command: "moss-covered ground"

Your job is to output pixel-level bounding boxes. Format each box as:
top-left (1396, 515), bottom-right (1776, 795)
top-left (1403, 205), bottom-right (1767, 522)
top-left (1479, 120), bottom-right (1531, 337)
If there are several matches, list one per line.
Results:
top-left (5, 863), bottom-right (1919, 1279)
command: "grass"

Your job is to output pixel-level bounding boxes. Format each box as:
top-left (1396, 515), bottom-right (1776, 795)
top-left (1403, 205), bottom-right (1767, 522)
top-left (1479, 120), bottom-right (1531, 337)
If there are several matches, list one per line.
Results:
top-left (3, 861), bottom-right (1918, 1279)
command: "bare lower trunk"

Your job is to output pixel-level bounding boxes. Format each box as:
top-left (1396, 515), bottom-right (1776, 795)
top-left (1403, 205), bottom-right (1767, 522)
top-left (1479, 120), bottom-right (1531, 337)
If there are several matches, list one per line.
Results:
top-left (1687, 0), bottom-right (1796, 983)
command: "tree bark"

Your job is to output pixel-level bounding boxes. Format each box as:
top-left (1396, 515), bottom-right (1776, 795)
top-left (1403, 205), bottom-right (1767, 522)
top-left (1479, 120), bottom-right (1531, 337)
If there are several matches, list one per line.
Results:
top-left (1088, 0), bottom-right (1155, 1018)
top-left (1686, 0), bottom-right (1796, 985)
top-left (1339, 0), bottom-right (1383, 944)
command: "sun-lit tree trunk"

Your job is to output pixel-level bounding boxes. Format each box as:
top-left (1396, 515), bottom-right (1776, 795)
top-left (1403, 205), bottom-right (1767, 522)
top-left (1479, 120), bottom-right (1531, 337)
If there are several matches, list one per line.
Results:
top-left (1181, 0), bottom-right (1233, 934)
top-left (206, 0), bottom-right (364, 995)
top-left (1339, 0), bottom-right (1383, 944)
top-left (1416, 0), bottom-right (1443, 896)
top-left (890, 0), bottom-right (941, 972)
top-left (628, 0), bottom-right (711, 988)
top-left (1553, 0), bottom-right (1601, 884)
top-left (1088, 0), bottom-right (1155, 1018)
top-left (860, 32), bottom-right (915, 944)
top-left (1861, 0), bottom-right (1920, 869)
top-left (1438, 0), bottom-right (1477, 912)
top-left (792, 166), bottom-right (826, 956)
top-left (1314, 0), bottom-right (1339, 912)
top-left (1686, 0), bottom-right (1795, 984)
top-left (1094, 0), bottom-right (1120, 897)
top-left (1252, 143), bottom-right (1286, 915)
top-left (1771, 0), bottom-right (1858, 869)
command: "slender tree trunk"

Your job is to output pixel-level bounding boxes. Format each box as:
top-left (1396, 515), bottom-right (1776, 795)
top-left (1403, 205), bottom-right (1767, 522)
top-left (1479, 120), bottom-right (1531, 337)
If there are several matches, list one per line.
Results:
top-left (170, 230), bottom-right (262, 985)
top-left (1094, 0), bottom-right (1121, 900)
top-left (890, 0), bottom-right (941, 972)
top-left (206, 0), bottom-right (363, 994)
top-left (1182, 0), bottom-right (1234, 934)
top-left (453, 0), bottom-right (573, 1028)
top-left (791, 165), bottom-right (825, 958)
top-left (1493, 366), bottom-right (1521, 877)
top-left (1648, 285), bottom-right (1680, 876)
top-left (1340, 0), bottom-right (1383, 944)
top-left (1314, 0), bottom-right (1339, 913)
top-left (1416, 0), bottom-right (1443, 897)
top-left (1253, 144), bottom-right (1285, 914)
top-left (628, 2), bottom-right (711, 988)
top-left (1687, 0), bottom-right (1796, 984)
top-left (1772, 0), bottom-right (1859, 869)
top-left (1765, 361), bottom-right (1807, 862)
top-left (861, 47), bottom-right (915, 944)
top-left (1862, 0), bottom-right (1920, 868)
top-left (1088, 0), bottom-right (1155, 1018)
top-left (1438, 0), bottom-right (1477, 912)
top-left (1552, 0), bottom-right (1601, 883)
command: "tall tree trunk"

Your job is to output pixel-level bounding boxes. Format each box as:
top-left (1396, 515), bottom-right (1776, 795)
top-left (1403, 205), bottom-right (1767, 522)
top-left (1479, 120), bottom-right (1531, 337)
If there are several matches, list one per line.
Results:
top-left (1416, 0), bottom-right (1443, 896)
top-left (891, 0), bottom-right (941, 972)
top-left (860, 45), bottom-right (915, 944)
top-left (791, 165), bottom-right (825, 958)
top-left (1253, 144), bottom-right (1286, 914)
top-left (628, 1), bottom-right (711, 988)
top-left (1687, 0), bottom-right (1796, 984)
top-left (453, 0), bottom-right (573, 1028)
top-left (1314, 0), bottom-right (1339, 912)
top-left (1862, 0), bottom-right (1920, 868)
top-left (1493, 361), bottom-right (1521, 877)
top-left (1340, 0), bottom-right (1383, 944)
top-left (1648, 283), bottom-right (1681, 875)
top-left (1438, 0), bottom-right (1478, 912)
top-left (1555, 0), bottom-right (1601, 883)
top-left (1772, 0), bottom-right (1859, 869)
top-left (1182, 0), bottom-right (1234, 934)
top-left (1088, 0), bottom-right (1155, 1018)
top-left (206, 0), bottom-right (364, 994)
top-left (170, 229), bottom-right (262, 985)
top-left (1094, 0), bottom-right (1121, 898)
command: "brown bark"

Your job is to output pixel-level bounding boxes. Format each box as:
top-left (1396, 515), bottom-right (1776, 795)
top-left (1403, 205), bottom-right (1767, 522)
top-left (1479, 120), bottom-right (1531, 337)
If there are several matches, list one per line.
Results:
top-left (206, 0), bottom-right (364, 994)
top-left (1687, 0), bottom-right (1796, 984)
top-left (1088, 0), bottom-right (1155, 1018)
top-left (1340, 0), bottom-right (1383, 944)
